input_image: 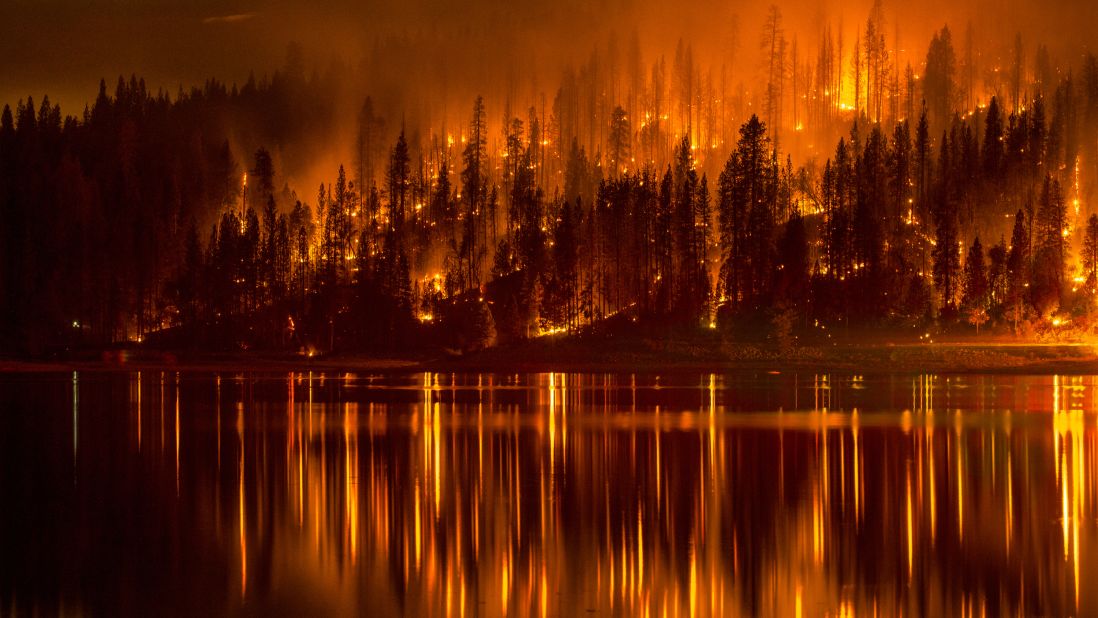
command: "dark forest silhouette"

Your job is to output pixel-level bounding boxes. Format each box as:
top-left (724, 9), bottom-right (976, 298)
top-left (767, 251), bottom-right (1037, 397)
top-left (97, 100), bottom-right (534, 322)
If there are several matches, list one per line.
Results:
top-left (4, 28), bottom-right (1098, 357)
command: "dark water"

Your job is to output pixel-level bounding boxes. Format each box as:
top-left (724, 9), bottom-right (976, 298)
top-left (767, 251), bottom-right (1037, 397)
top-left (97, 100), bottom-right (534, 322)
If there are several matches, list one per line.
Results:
top-left (0, 371), bottom-right (1095, 616)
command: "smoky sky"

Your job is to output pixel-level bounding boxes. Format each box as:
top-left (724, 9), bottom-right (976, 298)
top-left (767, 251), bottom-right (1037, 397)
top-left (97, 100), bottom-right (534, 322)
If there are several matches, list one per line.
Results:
top-left (2, 0), bottom-right (1096, 115)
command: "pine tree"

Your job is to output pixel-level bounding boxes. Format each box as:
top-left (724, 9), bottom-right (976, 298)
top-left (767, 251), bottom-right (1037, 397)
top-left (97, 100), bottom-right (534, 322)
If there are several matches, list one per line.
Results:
top-left (608, 105), bottom-right (631, 176)
top-left (962, 236), bottom-right (988, 309)
top-left (924, 26), bottom-right (956, 130)
top-left (250, 147), bottom-right (275, 208)
top-left (913, 106), bottom-right (932, 270)
top-left (1006, 209), bottom-right (1029, 327)
top-left (987, 240), bottom-right (1008, 309)
top-left (459, 97), bottom-right (488, 287)
top-left (262, 195), bottom-right (279, 302)
top-left (775, 213), bottom-right (809, 308)
top-left (719, 115), bottom-right (773, 312)
top-left (177, 221), bottom-right (203, 327)
top-left (388, 131), bottom-right (410, 232)
top-left (983, 96), bottom-right (1004, 178)
top-left (933, 209), bottom-right (960, 313)
top-left (1031, 176), bottom-right (1067, 314)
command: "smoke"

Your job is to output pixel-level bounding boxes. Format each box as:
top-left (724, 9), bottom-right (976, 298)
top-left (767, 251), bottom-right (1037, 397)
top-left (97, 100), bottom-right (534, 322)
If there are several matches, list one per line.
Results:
top-left (202, 13), bottom-right (259, 25)
top-left (2, 0), bottom-right (1096, 196)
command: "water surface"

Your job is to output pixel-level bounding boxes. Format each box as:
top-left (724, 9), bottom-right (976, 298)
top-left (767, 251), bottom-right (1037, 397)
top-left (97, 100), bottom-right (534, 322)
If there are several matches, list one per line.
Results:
top-left (0, 371), bottom-right (1095, 615)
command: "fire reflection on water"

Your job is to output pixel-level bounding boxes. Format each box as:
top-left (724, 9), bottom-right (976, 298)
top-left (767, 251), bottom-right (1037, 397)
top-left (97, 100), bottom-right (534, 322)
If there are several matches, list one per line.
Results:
top-left (21, 371), bottom-right (1098, 615)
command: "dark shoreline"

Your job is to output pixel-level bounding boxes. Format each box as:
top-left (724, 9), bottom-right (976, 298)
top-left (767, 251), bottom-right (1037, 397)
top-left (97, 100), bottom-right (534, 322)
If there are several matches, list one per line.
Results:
top-left (3, 340), bottom-right (1098, 375)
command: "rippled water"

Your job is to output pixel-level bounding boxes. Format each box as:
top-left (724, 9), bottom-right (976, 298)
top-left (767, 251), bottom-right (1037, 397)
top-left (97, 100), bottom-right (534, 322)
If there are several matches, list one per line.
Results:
top-left (0, 371), bottom-right (1095, 616)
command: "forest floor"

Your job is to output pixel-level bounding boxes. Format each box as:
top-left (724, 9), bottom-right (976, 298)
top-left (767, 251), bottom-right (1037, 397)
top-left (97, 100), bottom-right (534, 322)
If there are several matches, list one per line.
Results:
top-left (3, 334), bottom-right (1098, 375)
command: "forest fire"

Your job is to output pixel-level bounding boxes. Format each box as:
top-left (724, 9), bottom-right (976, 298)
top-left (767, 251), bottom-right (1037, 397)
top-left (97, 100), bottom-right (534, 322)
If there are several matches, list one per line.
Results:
top-left (5, 0), bottom-right (1098, 616)
top-left (36, 52), bottom-right (1085, 354)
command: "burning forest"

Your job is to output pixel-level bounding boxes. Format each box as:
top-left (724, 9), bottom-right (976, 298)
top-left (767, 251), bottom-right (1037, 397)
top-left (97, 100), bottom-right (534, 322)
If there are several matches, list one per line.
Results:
top-left (2, 1), bottom-right (1098, 358)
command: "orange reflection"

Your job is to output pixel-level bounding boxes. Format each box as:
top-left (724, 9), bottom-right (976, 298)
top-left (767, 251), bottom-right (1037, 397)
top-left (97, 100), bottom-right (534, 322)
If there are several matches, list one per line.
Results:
top-left (111, 372), bottom-right (1098, 615)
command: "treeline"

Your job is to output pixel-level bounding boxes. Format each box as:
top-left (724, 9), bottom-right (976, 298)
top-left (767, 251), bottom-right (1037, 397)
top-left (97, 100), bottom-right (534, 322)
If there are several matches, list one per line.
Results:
top-left (5, 38), bottom-right (1098, 354)
top-left (0, 57), bottom-right (341, 353)
top-left (193, 51), bottom-right (1098, 352)
top-left (168, 84), bottom-right (1098, 354)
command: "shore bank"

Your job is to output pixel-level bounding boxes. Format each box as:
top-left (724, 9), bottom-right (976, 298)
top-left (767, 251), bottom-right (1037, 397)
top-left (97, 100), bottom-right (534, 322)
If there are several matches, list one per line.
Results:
top-left (3, 338), bottom-right (1098, 375)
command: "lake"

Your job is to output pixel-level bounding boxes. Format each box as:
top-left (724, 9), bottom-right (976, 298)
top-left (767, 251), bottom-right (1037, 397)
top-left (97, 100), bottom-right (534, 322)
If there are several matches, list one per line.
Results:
top-left (0, 371), bottom-right (1094, 615)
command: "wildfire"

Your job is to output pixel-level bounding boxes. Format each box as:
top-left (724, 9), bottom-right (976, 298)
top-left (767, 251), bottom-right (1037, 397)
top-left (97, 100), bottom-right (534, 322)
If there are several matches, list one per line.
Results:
top-left (1073, 156), bottom-right (1083, 219)
top-left (422, 272), bottom-right (443, 293)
